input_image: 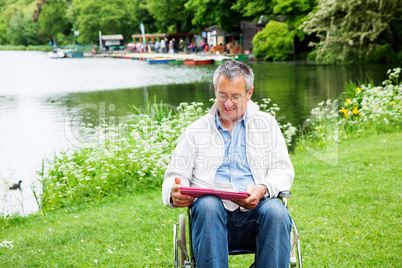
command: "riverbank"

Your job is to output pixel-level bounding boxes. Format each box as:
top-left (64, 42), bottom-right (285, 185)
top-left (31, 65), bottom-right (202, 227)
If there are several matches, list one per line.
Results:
top-left (1, 131), bottom-right (400, 267)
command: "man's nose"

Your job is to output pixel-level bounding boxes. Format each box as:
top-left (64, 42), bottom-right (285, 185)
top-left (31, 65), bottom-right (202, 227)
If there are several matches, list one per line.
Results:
top-left (224, 97), bottom-right (234, 106)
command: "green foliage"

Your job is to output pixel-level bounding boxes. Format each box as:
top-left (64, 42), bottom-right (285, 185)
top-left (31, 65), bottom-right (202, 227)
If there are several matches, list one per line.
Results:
top-left (185, 0), bottom-right (243, 31)
top-left (301, 0), bottom-right (402, 63)
top-left (71, 0), bottom-right (127, 44)
top-left (146, 0), bottom-right (193, 33)
top-left (231, 0), bottom-right (273, 19)
top-left (7, 12), bottom-right (41, 45)
top-left (6, 12), bottom-right (24, 45)
top-left (38, 0), bottom-right (71, 38)
top-left (252, 20), bottom-right (294, 61)
top-left (272, 0), bottom-right (315, 40)
top-left (126, 0), bottom-right (158, 35)
top-left (0, 23), bottom-right (8, 44)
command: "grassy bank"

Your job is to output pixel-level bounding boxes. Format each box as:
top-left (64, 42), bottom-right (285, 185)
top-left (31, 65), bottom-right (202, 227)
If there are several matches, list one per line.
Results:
top-left (1, 131), bottom-right (400, 267)
top-left (0, 45), bottom-right (52, 51)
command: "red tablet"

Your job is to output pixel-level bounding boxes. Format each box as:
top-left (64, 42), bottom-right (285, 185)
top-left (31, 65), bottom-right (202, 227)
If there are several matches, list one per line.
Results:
top-left (179, 186), bottom-right (249, 200)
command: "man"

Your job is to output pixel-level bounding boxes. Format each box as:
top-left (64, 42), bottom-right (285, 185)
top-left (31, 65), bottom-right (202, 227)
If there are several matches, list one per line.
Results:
top-left (162, 60), bottom-right (294, 268)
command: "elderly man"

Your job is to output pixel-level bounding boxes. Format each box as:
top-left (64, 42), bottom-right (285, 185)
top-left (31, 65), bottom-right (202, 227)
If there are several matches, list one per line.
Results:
top-left (162, 60), bottom-right (294, 268)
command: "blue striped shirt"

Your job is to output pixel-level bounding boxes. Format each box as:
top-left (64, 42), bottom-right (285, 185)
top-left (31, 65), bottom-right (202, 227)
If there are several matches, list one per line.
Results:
top-left (214, 111), bottom-right (255, 191)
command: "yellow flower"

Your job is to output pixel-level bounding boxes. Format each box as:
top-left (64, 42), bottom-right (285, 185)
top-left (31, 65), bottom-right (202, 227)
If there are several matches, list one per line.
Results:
top-left (344, 98), bottom-right (351, 106)
top-left (352, 106), bottom-right (359, 115)
top-left (339, 108), bottom-right (349, 119)
top-left (356, 87), bottom-right (361, 93)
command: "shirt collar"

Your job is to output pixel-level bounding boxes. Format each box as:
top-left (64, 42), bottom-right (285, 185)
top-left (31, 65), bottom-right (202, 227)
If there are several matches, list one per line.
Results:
top-left (215, 110), bottom-right (247, 131)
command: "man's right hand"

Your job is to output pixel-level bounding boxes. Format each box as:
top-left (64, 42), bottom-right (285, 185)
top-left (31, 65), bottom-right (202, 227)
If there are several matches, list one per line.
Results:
top-left (171, 177), bottom-right (194, 207)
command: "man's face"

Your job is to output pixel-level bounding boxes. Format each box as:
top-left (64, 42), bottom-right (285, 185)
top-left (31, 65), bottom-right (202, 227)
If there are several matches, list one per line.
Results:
top-left (215, 75), bottom-right (254, 125)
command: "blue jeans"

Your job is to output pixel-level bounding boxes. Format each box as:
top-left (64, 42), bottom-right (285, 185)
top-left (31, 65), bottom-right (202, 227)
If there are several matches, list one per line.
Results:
top-left (191, 195), bottom-right (291, 268)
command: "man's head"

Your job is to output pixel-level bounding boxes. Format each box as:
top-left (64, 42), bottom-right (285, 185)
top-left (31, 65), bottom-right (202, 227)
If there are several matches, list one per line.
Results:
top-left (213, 60), bottom-right (254, 125)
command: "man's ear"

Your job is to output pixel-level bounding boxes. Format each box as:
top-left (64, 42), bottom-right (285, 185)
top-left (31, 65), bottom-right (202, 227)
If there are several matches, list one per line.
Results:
top-left (247, 87), bottom-right (254, 101)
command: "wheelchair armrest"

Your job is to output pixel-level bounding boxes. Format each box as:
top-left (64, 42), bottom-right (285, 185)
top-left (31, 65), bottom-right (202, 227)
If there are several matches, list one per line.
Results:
top-left (278, 191), bottom-right (292, 198)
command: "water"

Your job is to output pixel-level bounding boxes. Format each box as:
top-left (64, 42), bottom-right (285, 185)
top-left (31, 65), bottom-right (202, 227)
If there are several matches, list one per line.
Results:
top-left (0, 51), bottom-right (396, 216)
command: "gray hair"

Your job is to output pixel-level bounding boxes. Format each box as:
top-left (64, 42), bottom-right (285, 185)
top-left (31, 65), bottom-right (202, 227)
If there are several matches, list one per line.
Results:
top-left (213, 60), bottom-right (254, 92)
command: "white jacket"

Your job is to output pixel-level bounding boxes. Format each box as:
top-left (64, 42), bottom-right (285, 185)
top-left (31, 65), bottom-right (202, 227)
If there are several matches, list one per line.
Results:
top-left (162, 100), bottom-right (294, 211)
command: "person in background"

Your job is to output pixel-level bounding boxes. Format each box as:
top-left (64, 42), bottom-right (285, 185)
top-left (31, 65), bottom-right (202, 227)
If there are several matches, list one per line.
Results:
top-left (169, 39), bottom-right (174, 54)
top-left (155, 40), bottom-right (160, 54)
top-left (162, 60), bottom-right (294, 268)
top-left (179, 39), bottom-right (185, 53)
top-left (160, 38), bottom-right (166, 54)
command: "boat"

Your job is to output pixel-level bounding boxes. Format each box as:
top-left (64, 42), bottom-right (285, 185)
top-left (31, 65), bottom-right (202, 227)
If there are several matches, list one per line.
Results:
top-left (47, 49), bottom-right (65, 59)
top-left (148, 58), bottom-right (170, 64)
top-left (213, 56), bottom-right (232, 64)
top-left (232, 54), bottom-right (249, 61)
top-left (168, 59), bottom-right (183, 65)
top-left (183, 59), bottom-right (214, 65)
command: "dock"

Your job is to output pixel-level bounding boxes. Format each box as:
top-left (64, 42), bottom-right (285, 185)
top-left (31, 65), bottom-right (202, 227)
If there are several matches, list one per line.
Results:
top-left (86, 52), bottom-right (249, 64)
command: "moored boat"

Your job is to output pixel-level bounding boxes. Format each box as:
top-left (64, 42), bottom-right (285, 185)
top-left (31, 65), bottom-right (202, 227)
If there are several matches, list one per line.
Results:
top-left (148, 58), bottom-right (170, 64)
top-left (47, 49), bottom-right (65, 59)
top-left (183, 59), bottom-right (214, 65)
top-left (214, 56), bottom-right (232, 64)
top-left (168, 59), bottom-right (183, 65)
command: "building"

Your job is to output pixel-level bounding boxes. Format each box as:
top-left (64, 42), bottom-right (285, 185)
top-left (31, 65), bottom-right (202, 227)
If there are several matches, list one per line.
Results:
top-left (101, 34), bottom-right (124, 50)
top-left (204, 22), bottom-right (265, 55)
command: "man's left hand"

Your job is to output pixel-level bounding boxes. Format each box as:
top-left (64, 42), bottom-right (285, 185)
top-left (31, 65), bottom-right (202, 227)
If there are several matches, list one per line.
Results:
top-left (231, 184), bottom-right (266, 210)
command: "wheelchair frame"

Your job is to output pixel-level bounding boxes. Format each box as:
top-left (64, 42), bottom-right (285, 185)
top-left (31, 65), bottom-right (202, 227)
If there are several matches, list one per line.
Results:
top-left (173, 191), bottom-right (302, 268)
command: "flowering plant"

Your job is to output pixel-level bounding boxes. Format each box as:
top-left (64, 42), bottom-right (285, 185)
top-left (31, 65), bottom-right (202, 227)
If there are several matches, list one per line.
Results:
top-left (300, 67), bottom-right (402, 150)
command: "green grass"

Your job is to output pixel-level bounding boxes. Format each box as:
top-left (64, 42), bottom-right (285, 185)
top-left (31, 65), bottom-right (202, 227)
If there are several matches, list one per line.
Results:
top-left (1, 132), bottom-right (401, 267)
top-left (290, 132), bottom-right (401, 267)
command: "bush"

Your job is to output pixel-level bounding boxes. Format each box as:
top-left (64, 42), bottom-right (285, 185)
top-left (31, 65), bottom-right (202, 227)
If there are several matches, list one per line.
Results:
top-left (299, 67), bottom-right (402, 151)
top-left (252, 20), bottom-right (294, 61)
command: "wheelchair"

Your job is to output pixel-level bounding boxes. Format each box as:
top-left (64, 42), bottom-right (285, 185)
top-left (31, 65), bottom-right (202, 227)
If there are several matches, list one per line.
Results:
top-left (173, 191), bottom-right (302, 268)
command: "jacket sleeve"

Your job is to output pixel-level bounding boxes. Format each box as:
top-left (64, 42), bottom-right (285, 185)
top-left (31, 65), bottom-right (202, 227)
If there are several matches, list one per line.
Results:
top-left (260, 115), bottom-right (294, 198)
top-left (162, 128), bottom-right (196, 208)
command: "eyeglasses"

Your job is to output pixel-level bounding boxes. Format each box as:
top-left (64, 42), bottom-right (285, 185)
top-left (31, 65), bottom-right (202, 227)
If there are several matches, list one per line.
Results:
top-left (216, 94), bottom-right (246, 103)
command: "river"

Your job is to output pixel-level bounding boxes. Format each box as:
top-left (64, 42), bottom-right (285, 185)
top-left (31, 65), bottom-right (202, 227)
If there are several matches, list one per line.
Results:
top-left (0, 50), bottom-right (396, 216)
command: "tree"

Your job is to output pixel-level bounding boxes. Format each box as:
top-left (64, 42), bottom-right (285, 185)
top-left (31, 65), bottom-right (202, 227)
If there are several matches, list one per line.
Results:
top-left (0, 23), bottom-right (7, 44)
top-left (233, 0), bottom-right (315, 37)
top-left (232, 0), bottom-right (274, 19)
top-left (7, 12), bottom-right (41, 45)
top-left (126, 0), bottom-right (159, 36)
top-left (301, 0), bottom-right (402, 62)
top-left (71, 0), bottom-right (127, 43)
top-left (252, 20), bottom-right (294, 61)
top-left (145, 0), bottom-right (193, 33)
top-left (37, 0), bottom-right (71, 39)
top-left (7, 12), bottom-right (24, 45)
top-left (271, 0), bottom-right (315, 40)
top-left (185, 0), bottom-right (243, 31)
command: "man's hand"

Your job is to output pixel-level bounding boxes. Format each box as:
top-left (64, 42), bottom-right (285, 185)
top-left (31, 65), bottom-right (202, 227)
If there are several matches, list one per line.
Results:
top-left (231, 184), bottom-right (266, 210)
top-left (171, 177), bottom-right (194, 207)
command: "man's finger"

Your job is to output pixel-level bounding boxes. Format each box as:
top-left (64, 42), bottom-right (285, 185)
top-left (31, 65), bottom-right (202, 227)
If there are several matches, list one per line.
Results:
top-left (174, 177), bottom-right (182, 185)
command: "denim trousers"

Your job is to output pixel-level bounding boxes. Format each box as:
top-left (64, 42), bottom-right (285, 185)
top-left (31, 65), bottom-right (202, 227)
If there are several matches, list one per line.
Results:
top-left (191, 195), bottom-right (292, 268)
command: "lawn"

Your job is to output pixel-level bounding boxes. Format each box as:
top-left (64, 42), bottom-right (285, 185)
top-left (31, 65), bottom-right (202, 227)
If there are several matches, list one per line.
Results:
top-left (1, 131), bottom-right (401, 267)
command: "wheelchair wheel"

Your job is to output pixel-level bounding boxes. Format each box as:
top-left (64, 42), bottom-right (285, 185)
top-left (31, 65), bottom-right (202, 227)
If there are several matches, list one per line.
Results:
top-left (179, 214), bottom-right (187, 267)
top-left (174, 214), bottom-right (191, 268)
top-left (289, 219), bottom-right (302, 268)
